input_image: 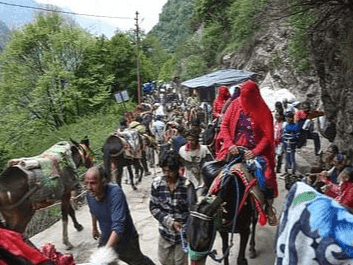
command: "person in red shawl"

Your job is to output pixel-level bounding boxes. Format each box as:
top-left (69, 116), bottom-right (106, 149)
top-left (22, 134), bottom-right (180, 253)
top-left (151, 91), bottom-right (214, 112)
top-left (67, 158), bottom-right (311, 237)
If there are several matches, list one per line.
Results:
top-left (216, 80), bottom-right (278, 226)
top-left (212, 85), bottom-right (231, 121)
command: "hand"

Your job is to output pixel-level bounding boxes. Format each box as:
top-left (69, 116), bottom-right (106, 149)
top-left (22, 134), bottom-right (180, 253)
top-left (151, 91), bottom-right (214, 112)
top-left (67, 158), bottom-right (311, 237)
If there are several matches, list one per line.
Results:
top-left (173, 221), bottom-right (182, 232)
top-left (245, 150), bottom-right (255, 160)
top-left (92, 228), bottom-right (100, 240)
top-left (229, 145), bottom-right (239, 155)
top-left (315, 172), bottom-right (328, 185)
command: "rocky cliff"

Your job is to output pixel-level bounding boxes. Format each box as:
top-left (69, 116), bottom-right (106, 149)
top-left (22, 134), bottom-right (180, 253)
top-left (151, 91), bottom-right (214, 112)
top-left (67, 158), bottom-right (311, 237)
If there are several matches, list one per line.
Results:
top-left (221, 0), bottom-right (353, 159)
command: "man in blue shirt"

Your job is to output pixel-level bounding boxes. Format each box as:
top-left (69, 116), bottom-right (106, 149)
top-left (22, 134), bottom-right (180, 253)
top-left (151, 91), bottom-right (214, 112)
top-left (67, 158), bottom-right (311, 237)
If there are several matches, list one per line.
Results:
top-left (85, 165), bottom-right (155, 265)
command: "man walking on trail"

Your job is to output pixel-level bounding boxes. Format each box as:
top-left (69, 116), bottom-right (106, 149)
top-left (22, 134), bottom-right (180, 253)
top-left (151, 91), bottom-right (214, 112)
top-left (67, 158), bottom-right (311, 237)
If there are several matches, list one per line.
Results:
top-left (179, 128), bottom-right (213, 199)
top-left (85, 165), bottom-right (155, 265)
top-left (150, 150), bottom-right (189, 265)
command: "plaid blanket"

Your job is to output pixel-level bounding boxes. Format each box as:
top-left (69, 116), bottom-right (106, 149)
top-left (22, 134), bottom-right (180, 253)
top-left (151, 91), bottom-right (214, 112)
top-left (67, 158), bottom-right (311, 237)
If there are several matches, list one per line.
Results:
top-left (116, 129), bottom-right (142, 159)
top-left (275, 182), bottom-right (353, 264)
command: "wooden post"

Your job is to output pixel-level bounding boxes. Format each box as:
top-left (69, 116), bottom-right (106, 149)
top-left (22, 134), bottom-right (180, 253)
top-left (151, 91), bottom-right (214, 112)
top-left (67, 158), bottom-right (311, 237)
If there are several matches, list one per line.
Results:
top-left (135, 11), bottom-right (141, 106)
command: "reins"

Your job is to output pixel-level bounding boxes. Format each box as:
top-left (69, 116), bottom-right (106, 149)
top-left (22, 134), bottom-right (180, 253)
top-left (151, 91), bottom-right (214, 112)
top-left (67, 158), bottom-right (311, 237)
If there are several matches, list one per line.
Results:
top-left (184, 152), bottom-right (251, 262)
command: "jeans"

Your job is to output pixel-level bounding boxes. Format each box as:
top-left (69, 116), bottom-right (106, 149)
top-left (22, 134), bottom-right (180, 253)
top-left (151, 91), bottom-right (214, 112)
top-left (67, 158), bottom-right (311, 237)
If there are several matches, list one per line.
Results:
top-left (285, 150), bottom-right (296, 174)
top-left (307, 131), bottom-right (321, 155)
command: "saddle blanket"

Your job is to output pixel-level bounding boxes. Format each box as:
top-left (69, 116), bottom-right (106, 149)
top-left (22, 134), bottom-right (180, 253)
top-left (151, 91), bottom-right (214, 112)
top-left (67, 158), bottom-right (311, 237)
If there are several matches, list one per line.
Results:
top-left (275, 182), bottom-right (353, 265)
top-left (112, 129), bottom-right (142, 159)
top-left (7, 141), bottom-right (75, 190)
top-left (209, 162), bottom-right (267, 226)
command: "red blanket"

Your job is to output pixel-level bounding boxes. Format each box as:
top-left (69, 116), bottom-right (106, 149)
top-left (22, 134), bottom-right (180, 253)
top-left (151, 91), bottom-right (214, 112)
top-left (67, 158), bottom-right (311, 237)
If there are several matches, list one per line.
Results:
top-left (0, 227), bottom-right (75, 265)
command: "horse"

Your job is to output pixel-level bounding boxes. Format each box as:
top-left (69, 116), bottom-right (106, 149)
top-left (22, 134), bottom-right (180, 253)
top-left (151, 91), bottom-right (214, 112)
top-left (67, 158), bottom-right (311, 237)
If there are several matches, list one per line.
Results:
top-left (0, 139), bottom-right (95, 250)
top-left (102, 130), bottom-right (145, 189)
top-left (275, 181), bottom-right (353, 264)
top-left (185, 151), bottom-right (262, 265)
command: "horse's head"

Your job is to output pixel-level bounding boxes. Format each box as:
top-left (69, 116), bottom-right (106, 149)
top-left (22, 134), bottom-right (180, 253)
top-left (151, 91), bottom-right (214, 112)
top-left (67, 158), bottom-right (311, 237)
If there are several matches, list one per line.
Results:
top-left (186, 197), bottom-right (223, 264)
top-left (70, 137), bottom-right (95, 169)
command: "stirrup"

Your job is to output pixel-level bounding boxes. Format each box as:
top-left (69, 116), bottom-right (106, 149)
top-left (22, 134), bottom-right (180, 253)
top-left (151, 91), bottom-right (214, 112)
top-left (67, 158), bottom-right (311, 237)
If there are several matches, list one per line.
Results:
top-left (265, 206), bottom-right (278, 226)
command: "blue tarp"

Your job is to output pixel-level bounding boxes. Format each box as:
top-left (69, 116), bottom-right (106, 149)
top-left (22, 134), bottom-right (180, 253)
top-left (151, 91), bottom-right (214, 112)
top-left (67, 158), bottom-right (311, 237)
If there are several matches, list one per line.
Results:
top-left (181, 69), bottom-right (256, 88)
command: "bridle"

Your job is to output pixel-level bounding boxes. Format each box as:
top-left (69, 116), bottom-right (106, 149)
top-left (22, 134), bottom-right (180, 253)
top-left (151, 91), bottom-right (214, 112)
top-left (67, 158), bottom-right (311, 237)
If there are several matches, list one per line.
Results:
top-left (76, 143), bottom-right (94, 168)
top-left (182, 157), bottom-right (244, 262)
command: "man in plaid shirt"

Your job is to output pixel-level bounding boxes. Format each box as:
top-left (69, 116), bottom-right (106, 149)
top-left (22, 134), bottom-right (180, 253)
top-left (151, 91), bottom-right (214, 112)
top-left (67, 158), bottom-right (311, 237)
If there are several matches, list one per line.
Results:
top-left (149, 150), bottom-right (189, 265)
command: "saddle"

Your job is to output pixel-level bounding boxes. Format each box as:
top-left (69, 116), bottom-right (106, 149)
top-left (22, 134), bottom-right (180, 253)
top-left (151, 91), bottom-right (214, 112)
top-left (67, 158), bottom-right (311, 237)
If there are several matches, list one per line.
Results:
top-left (204, 159), bottom-right (267, 226)
top-left (5, 141), bottom-right (77, 206)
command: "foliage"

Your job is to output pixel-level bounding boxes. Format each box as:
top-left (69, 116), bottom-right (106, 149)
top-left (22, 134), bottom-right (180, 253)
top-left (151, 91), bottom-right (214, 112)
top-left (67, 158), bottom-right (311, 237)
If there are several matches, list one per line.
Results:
top-left (158, 55), bottom-right (177, 83)
top-left (194, 0), bottom-right (233, 29)
top-left (148, 0), bottom-right (196, 53)
top-left (179, 55), bottom-right (208, 81)
top-left (287, 1), bottom-right (317, 71)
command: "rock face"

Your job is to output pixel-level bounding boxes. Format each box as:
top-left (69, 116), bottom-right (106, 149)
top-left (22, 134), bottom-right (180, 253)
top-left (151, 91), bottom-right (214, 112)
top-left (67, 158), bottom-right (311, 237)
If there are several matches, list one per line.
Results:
top-left (221, 0), bottom-right (353, 160)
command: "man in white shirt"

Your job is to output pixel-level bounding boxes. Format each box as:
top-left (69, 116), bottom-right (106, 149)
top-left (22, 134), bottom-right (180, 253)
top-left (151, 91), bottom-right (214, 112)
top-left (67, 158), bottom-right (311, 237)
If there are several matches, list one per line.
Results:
top-left (179, 128), bottom-right (213, 200)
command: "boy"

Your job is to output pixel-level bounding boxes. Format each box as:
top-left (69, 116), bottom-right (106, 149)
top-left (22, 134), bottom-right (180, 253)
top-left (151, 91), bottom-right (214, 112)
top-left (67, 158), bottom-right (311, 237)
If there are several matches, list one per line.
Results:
top-left (282, 111), bottom-right (299, 177)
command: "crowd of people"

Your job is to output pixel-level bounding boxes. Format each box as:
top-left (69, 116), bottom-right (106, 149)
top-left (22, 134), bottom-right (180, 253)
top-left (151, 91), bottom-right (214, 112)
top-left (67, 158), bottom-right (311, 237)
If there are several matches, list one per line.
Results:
top-left (83, 79), bottom-right (353, 265)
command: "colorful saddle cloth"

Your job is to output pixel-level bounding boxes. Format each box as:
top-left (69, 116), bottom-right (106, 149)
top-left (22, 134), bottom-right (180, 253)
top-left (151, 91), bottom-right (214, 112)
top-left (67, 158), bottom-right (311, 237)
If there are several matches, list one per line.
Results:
top-left (6, 141), bottom-right (77, 206)
top-left (209, 162), bottom-right (267, 226)
top-left (275, 181), bottom-right (353, 265)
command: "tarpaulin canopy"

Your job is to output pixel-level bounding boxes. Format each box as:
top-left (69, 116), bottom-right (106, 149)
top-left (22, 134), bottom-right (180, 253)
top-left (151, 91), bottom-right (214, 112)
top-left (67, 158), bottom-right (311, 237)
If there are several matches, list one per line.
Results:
top-left (181, 69), bottom-right (256, 88)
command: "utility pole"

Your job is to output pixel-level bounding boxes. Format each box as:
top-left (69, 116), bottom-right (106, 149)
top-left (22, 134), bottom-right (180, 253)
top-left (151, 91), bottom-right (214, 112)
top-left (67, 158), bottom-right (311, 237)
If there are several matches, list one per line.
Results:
top-left (135, 11), bottom-right (141, 106)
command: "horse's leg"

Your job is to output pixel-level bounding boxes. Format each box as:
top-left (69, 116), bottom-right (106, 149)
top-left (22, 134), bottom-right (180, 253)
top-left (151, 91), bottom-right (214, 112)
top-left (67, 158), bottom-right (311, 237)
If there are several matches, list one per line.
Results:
top-left (61, 192), bottom-right (73, 250)
top-left (135, 159), bottom-right (143, 183)
top-left (116, 165), bottom-right (123, 187)
top-left (219, 230), bottom-right (230, 265)
top-left (237, 226), bottom-right (250, 265)
top-left (67, 192), bottom-right (84, 232)
top-left (249, 211), bottom-right (257, 259)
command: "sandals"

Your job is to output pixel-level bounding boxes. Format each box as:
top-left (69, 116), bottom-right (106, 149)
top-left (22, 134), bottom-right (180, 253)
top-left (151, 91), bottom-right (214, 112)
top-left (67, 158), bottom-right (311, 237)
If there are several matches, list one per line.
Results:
top-left (265, 205), bottom-right (278, 226)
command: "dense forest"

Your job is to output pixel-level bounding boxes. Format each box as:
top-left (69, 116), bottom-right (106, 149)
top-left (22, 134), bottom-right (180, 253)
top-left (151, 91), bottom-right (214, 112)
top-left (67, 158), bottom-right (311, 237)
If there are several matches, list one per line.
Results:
top-left (0, 0), bottom-right (353, 168)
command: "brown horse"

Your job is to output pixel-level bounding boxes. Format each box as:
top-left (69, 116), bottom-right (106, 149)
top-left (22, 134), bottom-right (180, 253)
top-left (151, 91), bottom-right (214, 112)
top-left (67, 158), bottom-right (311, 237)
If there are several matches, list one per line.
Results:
top-left (0, 139), bottom-right (95, 250)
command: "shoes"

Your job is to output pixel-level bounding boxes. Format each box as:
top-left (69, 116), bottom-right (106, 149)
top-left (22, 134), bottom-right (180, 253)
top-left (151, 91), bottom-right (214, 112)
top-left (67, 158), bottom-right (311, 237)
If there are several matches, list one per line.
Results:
top-left (265, 206), bottom-right (278, 226)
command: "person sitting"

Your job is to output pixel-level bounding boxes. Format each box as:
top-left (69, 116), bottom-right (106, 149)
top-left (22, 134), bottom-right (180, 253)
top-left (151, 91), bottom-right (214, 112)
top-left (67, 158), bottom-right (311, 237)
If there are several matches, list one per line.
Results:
top-left (212, 85), bottom-right (231, 121)
top-left (295, 101), bottom-right (325, 155)
top-left (316, 165), bottom-right (353, 210)
top-left (216, 80), bottom-right (278, 226)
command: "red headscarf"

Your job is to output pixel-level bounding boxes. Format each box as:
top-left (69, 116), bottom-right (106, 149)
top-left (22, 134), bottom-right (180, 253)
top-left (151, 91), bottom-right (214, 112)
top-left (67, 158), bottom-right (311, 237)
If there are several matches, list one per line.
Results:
top-left (216, 80), bottom-right (277, 197)
top-left (213, 86), bottom-right (231, 119)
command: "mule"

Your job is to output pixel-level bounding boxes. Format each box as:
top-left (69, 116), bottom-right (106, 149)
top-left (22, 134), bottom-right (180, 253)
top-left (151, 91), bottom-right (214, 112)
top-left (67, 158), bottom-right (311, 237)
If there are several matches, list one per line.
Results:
top-left (0, 139), bottom-right (95, 250)
top-left (186, 155), bottom-right (260, 265)
top-left (102, 131), bottom-right (144, 189)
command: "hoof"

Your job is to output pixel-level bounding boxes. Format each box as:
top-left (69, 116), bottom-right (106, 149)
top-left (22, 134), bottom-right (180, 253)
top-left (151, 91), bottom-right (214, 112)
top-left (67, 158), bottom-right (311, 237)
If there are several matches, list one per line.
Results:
top-left (132, 185), bottom-right (137, 190)
top-left (237, 258), bottom-right (248, 265)
top-left (75, 224), bottom-right (84, 232)
top-left (63, 240), bottom-right (73, 250)
top-left (249, 249), bottom-right (257, 259)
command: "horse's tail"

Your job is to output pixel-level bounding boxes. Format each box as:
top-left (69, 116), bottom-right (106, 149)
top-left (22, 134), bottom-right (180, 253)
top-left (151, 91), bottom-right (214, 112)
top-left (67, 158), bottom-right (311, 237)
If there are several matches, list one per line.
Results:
top-left (102, 137), bottom-right (114, 183)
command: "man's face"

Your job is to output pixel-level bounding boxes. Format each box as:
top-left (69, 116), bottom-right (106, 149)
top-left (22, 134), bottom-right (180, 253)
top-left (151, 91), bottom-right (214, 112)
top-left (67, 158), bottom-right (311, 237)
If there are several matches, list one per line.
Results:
top-left (84, 170), bottom-right (105, 199)
top-left (162, 166), bottom-right (177, 179)
top-left (186, 136), bottom-right (198, 149)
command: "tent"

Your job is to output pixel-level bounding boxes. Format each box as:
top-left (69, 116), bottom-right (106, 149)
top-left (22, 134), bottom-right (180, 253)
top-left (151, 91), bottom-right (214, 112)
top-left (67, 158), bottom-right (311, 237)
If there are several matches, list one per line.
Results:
top-left (181, 69), bottom-right (256, 103)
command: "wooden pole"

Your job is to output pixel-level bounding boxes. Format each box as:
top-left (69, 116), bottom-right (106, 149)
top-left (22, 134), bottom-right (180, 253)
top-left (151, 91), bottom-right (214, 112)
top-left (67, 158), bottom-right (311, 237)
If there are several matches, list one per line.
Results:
top-left (135, 11), bottom-right (141, 106)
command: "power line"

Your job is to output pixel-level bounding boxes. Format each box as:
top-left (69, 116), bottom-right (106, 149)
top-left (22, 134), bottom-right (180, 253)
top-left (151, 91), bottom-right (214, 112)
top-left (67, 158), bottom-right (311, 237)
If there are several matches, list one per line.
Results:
top-left (0, 1), bottom-right (134, 20)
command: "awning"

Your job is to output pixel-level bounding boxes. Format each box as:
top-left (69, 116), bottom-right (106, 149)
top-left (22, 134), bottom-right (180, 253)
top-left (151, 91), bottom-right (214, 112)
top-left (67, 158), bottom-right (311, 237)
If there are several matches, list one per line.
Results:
top-left (181, 69), bottom-right (256, 88)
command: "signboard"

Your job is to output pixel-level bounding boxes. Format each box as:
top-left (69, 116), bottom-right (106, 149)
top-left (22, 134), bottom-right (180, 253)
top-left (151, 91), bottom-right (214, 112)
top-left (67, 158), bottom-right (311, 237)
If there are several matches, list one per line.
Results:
top-left (114, 90), bottom-right (130, 103)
